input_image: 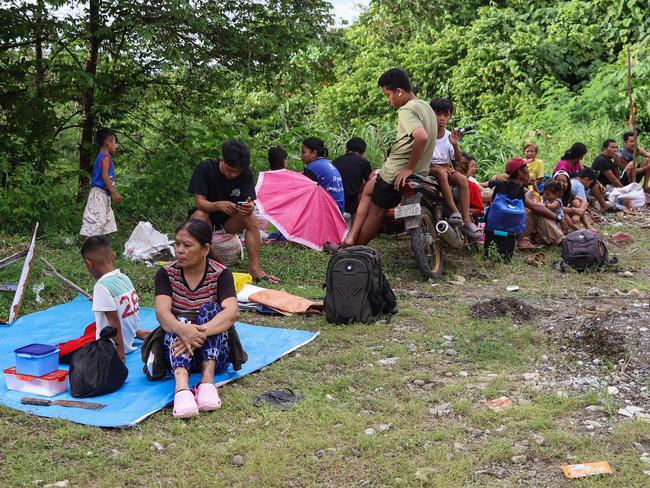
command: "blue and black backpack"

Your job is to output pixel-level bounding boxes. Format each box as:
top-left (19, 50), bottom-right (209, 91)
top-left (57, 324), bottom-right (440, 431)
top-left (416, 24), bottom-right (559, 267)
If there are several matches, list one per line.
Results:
top-left (485, 193), bottom-right (527, 235)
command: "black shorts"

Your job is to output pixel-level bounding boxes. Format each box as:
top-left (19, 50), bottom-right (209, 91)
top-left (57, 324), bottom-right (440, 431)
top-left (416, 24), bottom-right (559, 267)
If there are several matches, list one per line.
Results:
top-left (188, 207), bottom-right (228, 229)
top-left (620, 171), bottom-right (645, 186)
top-left (371, 175), bottom-right (402, 209)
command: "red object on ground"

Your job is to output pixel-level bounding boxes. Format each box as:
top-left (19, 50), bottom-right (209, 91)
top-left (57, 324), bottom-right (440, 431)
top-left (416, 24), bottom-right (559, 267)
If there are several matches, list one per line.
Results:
top-left (56, 322), bottom-right (96, 359)
top-left (255, 169), bottom-right (348, 251)
top-left (609, 231), bottom-right (634, 243)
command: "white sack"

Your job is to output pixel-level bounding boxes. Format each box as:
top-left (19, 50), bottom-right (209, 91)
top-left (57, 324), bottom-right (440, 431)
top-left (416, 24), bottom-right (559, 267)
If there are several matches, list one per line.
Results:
top-left (123, 221), bottom-right (174, 261)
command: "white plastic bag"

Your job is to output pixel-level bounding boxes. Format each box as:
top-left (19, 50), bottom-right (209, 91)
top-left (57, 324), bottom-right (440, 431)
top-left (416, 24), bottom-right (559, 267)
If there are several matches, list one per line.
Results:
top-left (607, 182), bottom-right (646, 209)
top-left (123, 221), bottom-right (174, 262)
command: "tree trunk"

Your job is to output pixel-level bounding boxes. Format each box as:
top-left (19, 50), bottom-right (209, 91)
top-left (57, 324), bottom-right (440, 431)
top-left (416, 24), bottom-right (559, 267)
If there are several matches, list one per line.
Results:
top-left (34, 0), bottom-right (46, 177)
top-left (78, 0), bottom-right (101, 200)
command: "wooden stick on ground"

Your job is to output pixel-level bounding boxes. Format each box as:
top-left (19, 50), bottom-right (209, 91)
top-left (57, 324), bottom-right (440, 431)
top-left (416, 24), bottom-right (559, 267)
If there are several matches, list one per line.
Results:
top-left (8, 223), bottom-right (39, 323)
top-left (0, 249), bottom-right (28, 270)
top-left (40, 257), bottom-right (91, 299)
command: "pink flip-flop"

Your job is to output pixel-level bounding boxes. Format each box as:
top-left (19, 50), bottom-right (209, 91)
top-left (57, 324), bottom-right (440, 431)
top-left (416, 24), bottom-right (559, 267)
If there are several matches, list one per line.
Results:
top-left (194, 383), bottom-right (222, 411)
top-left (173, 389), bottom-right (199, 418)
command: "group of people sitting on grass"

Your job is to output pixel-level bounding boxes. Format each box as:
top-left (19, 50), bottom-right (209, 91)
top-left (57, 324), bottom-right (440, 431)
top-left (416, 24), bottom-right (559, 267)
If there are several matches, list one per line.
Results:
top-left (465, 136), bottom-right (649, 249)
top-left (77, 67), bottom-right (649, 419)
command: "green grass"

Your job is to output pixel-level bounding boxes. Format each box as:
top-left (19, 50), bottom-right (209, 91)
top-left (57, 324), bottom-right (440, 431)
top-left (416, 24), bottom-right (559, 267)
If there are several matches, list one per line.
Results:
top-left (1, 215), bottom-right (649, 487)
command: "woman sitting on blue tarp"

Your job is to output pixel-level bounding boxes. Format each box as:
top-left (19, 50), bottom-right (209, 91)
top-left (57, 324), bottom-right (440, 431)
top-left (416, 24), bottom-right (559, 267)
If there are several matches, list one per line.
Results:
top-left (154, 219), bottom-right (246, 419)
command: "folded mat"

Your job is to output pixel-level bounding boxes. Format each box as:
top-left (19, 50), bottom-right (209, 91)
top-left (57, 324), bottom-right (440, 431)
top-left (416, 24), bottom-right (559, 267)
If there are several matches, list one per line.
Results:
top-left (0, 295), bottom-right (318, 427)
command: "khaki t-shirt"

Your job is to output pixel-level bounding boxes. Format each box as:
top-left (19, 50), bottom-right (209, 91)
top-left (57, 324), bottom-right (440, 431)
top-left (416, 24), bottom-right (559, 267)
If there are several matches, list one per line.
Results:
top-left (379, 99), bottom-right (436, 183)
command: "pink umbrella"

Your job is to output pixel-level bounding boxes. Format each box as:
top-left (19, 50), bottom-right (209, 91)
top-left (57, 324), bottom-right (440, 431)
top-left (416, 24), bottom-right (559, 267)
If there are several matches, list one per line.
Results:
top-left (255, 169), bottom-right (347, 251)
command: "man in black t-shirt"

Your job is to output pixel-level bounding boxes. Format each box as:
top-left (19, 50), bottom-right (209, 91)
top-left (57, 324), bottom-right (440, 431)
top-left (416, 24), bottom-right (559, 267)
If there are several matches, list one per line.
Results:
top-left (188, 139), bottom-right (281, 284)
top-left (587, 139), bottom-right (622, 212)
top-left (331, 137), bottom-right (373, 215)
top-left (592, 139), bottom-right (622, 188)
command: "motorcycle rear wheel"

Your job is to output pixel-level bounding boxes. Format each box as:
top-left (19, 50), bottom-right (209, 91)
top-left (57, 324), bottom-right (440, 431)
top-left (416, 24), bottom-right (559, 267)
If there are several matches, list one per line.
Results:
top-left (410, 207), bottom-right (444, 279)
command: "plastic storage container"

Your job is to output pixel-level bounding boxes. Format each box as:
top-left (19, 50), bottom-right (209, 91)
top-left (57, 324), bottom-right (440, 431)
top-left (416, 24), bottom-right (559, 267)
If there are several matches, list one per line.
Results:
top-left (4, 367), bottom-right (68, 397)
top-left (14, 343), bottom-right (59, 376)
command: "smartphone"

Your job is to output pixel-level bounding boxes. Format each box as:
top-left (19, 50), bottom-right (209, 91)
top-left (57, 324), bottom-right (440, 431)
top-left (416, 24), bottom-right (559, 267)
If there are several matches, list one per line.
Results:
top-left (457, 125), bottom-right (476, 136)
top-left (237, 201), bottom-right (247, 206)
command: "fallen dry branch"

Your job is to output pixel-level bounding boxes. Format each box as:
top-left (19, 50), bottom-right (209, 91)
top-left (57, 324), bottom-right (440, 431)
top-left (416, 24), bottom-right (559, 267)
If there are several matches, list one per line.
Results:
top-left (40, 256), bottom-right (91, 299)
top-left (0, 249), bottom-right (28, 270)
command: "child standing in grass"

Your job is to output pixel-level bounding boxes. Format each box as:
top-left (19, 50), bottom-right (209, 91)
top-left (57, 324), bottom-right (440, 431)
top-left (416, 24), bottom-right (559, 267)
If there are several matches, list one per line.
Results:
top-left (80, 128), bottom-right (122, 238)
top-left (82, 235), bottom-right (150, 361)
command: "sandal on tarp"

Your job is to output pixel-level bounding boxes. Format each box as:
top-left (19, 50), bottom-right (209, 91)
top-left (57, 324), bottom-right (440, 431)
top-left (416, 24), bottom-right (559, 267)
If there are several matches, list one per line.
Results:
top-left (194, 383), bottom-right (222, 411)
top-left (251, 388), bottom-right (302, 410)
top-left (173, 389), bottom-right (199, 418)
top-left (448, 212), bottom-right (463, 226)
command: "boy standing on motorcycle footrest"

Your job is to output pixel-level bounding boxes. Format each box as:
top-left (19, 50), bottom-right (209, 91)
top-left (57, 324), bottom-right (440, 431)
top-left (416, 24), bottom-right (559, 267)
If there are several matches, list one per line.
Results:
top-left (339, 68), bottom-right (436, 249)
top-left (429, 98), bottom-right (479, 241)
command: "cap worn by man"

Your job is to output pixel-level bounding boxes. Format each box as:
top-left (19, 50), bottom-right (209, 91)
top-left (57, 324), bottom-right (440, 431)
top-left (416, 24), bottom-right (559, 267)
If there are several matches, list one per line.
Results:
top-left (505, 158), bottom-right (528, 176)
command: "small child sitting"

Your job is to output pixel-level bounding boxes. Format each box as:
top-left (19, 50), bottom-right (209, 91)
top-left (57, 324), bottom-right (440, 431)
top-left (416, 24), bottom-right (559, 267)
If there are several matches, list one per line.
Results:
top-left (268, 146), bottom-right (288, 170)
top-left (81, 236), bottom-right (150, 361)
top-left (542, 180), bottom-right (564, 227)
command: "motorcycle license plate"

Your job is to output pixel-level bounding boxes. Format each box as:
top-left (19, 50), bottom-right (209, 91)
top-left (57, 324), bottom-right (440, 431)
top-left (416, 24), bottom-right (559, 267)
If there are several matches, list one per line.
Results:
top-left (394, 203), bottom-right (421, 219)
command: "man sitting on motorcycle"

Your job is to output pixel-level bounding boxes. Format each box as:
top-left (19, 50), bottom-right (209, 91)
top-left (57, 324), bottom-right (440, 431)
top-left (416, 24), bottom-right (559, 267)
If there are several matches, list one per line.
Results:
top-left (428, 98), bottom-right (479, 240)
top-left (339, 68), bottom-right (436, 248)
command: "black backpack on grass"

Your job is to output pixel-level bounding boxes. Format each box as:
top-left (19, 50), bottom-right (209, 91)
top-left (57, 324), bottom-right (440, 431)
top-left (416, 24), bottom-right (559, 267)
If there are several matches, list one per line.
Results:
top-left (560, 230), bottom-right (617, 272)
top-left (324, 246), bottom-right (397, 323)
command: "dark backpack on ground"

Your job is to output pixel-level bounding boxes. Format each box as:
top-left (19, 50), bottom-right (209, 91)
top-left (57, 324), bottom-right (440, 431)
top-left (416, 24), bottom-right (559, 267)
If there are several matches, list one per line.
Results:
top-left (140, 326), bottom-right (169, 381)
top-left (324, 246), bottom-right (397, 324)
top-left (560, 229), bottom-right (617, 272)
top-left (68, 326), bottom-right (128, 397)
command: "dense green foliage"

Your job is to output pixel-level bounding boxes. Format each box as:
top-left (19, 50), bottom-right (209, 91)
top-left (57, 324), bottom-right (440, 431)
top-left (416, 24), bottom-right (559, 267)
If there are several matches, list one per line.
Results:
top-left (1, 0), bottom-right (649, 234)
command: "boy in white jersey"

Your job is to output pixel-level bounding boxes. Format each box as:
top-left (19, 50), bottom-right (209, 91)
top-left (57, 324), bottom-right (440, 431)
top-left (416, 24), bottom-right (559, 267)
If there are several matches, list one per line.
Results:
top-left (81, 236), bottom-right (150, 361)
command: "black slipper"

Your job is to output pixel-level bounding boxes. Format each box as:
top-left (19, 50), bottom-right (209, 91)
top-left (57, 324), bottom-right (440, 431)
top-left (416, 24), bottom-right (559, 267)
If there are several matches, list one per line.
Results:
top-left (251, 388), bottom-right (302, 410)
top-left (253, 274), bottom-right (283, 285)
top-left (322, 241), bottom-right (341, 254)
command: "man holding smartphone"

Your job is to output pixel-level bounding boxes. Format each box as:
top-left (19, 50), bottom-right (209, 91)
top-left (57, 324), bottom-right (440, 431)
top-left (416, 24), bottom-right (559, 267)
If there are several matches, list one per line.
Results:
top-left (188, 139), bottom-right (281, 284)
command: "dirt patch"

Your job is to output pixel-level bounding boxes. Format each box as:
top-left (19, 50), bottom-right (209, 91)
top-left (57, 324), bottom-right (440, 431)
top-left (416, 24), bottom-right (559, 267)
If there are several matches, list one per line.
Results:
top-left (470, 297), bottom-right (538, 323)
top-left (553, 309), bottom-right (650, 368)
top-left (538, 305), bottom-right (650, 407)
top-left (573, 311), bottom-right (627, 359)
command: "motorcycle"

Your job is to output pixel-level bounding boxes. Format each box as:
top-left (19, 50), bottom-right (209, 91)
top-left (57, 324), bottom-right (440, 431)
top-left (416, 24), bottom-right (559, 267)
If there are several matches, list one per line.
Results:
top-left (389, 174), bottom-right (470, 279)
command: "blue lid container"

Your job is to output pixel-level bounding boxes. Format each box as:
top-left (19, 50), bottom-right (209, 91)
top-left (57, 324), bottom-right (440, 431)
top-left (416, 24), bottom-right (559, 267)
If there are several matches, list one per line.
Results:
top-left (14, 343), bottom-right (59, 377)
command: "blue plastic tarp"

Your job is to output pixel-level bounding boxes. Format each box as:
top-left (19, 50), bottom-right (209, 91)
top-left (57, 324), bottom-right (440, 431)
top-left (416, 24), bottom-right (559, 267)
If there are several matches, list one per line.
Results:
top-left (0, 295), bottom-right (318, 427)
